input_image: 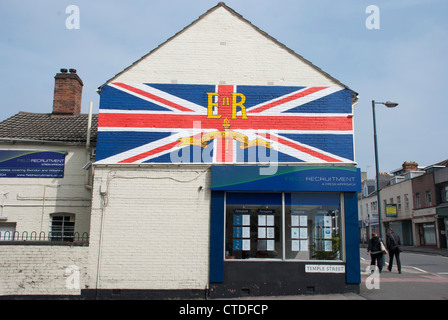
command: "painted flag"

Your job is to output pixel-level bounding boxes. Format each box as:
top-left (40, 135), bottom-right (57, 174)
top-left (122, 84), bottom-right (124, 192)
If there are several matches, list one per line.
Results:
top-left (96, 83), bottom-right (355, 164)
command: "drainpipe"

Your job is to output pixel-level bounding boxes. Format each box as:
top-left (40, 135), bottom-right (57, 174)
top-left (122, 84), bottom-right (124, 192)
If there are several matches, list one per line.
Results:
top-left (86, 102), bottom-right (93, 149)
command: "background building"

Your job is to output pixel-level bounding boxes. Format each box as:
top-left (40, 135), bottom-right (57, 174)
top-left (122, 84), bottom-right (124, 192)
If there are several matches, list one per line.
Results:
top-left (0, 68), bottom-right (97, 296)
top-left (359, 160), bottom-right (448, 250)
top-left (435, 163), bottom-right (448, 249)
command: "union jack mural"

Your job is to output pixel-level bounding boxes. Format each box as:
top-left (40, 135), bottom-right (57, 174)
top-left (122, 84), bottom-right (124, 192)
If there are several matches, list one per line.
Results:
top-left (96, 83), bottom-right (355, 164)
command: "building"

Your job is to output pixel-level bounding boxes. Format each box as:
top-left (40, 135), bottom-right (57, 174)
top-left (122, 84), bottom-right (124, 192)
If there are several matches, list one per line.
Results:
top-left (358, 172), bottom-right (393, 242)
top-left (434, 161), bottom-right (448, 249)
top-left (359, 160), bottom-right (448, 250)
top-left (0, 3), bottom-right (362, 299)
top-left (413, 160), bottom-right (448, 248)
top-left (86, 3), bottom-right (361, 299)
top-left (0, 69), bottom-right (97, 296)
top-left (382, 162), bottom-right (424, 246)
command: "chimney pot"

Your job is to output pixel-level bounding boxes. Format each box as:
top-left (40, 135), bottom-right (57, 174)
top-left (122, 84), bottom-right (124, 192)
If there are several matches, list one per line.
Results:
top-left (60, 68), bottom-right (68, 73)
top-left (69, 68), bottom-right (77, 74)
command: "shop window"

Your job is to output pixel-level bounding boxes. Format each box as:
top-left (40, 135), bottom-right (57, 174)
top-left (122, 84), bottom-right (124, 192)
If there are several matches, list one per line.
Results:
top-left (225, 193), bottom-right (282, 259)
top-left (418, 223), bottom-right (436, 246)
top-left (285, 193), bottom-right (341, 260)
top-left (50, 214), bottom-right (75, 242)
top-left (225, 192), bottom-right (342, 261)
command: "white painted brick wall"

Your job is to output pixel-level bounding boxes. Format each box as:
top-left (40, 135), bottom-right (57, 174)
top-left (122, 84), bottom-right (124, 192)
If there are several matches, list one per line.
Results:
top-left (0, 144), bottom-right (92, 236)
top-left (87, 165), bottom-right (211, 290)
top-left (113, 6), bottom-right (341, 88)
top-left (0, 245), bottom-right (88, 296)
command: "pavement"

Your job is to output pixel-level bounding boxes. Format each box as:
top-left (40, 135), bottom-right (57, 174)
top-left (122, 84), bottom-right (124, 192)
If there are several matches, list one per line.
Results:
top-left (400, 245), bottom-right (448, 257)
top-left (229, 245), bottom-right (448, 300)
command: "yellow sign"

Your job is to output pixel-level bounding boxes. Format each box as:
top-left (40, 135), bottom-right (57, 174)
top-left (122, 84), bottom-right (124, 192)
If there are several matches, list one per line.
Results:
top-left (385, 204), bottom-right (397, 217)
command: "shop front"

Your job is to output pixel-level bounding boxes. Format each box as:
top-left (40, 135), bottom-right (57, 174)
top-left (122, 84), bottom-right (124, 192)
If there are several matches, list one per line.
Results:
top-left (437, 204), bottom-right (448, 249)
top-left (413, 207), bottom-right (438, 247)
top-left (209, 165), bottom-right (361, 298)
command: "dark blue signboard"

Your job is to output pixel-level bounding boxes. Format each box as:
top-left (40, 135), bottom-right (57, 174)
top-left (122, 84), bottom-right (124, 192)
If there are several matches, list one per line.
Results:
top-left (211, 166), bottom-right (361, 192)
top-left (0, 150), bottom-right (66, 178)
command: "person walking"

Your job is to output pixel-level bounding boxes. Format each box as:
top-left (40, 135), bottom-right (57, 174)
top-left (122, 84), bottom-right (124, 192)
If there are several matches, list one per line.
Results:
top-left (367, 232), bottom-right (384, 273)
top-left (386, 228), bottom-right (402, 274)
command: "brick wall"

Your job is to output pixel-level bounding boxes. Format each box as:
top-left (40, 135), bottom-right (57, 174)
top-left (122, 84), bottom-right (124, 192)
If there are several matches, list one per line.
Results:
top-left (86, 165), bottom-right (211, 290)
top-left (113, 6), bottom-right (340, 87)
top-left (0, 245), bottom-right (88, 296)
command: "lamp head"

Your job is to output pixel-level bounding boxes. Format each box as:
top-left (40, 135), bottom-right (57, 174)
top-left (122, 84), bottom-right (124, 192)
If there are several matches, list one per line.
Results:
top-left (384, 101), bottom-right (398, 108)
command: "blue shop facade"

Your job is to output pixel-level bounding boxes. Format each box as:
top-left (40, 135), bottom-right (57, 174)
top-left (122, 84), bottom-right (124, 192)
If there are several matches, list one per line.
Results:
top-left (209, 165), bottom-right (361, 298)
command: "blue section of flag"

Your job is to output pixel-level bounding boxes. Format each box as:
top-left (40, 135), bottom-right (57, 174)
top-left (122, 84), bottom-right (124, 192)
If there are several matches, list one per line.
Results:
top-left (99, 85), bottom-right (168, 111)
top-left (287, 88), bottom-right (353, 113)
top-left (95, 131), bottom-right (172, 161)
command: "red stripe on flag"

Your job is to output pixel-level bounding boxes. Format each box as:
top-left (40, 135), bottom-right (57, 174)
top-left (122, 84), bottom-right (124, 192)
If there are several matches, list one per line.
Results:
top-left (249, 87), bottom-right (328, 114)
top-left (216, 85), bottom-right (234, 163)
top-left (113, 82), bottom-right (195, 112)
top-left (99, 113), bottom-right (353, 131)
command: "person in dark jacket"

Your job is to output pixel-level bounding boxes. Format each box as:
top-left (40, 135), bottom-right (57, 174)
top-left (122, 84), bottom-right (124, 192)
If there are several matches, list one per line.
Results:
top-left (367, 232), bottom-right (384, 273)
top-left (386, 228), bottom-right (402, 274)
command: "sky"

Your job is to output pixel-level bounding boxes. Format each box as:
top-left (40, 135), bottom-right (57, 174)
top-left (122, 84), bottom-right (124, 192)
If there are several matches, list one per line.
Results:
top-left (1, 0), bottom-right (447, 178)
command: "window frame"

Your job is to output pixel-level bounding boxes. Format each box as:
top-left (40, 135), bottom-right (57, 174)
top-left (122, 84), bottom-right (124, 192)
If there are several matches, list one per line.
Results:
top-left (224, 191), bottom-right (345, 262)
top-left (404, 194), bottom-right (410, 209)
top-left (425, 190), bottom-right (432, 207)
top-left (443, 186), bottom-right (448, 203)
top-left (415, 193), bottom-right (421, 208)
top-left (49, 214), bottom-right (75, 242)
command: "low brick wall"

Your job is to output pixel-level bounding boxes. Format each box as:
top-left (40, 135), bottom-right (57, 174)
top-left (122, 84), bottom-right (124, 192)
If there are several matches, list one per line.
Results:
top-left (0, 244), bottom-right (88, 297)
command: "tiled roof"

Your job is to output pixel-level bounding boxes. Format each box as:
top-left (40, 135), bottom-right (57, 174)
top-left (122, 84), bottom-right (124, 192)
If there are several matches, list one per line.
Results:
top-left (0, 112), bottom-right (98, 144)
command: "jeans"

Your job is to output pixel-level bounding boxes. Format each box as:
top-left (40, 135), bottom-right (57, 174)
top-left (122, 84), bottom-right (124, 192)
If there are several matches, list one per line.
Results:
top-left (370, 253), bottom-right (383, 273)
top-left (388, 249), bottom-right (401, 272)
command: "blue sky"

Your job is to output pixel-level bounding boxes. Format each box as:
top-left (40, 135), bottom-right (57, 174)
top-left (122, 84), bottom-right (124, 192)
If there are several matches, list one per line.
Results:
top-left (1, 0), bottom-right (446, 177)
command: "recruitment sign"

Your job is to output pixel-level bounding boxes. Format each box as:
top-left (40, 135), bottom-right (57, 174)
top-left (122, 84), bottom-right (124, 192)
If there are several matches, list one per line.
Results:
top-left (0, 150), bottom-right (66, 178)
top-left (211, 166), bottom-right (361, 192)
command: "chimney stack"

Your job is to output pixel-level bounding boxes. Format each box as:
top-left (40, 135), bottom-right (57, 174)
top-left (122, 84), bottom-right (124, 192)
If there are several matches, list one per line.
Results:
top-left (52, 68), bottom-right (83, 115)
top-left (402, 161), bottom-right (418, 172)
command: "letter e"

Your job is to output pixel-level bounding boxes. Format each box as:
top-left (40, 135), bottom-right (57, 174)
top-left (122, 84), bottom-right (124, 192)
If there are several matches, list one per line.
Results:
top-left (206, 92), bottom-right (221, 119)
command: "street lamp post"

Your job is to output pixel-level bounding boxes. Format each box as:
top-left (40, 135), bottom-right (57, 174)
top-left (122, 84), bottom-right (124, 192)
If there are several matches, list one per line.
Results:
top-left (372, 100), bottom-right (398, 240)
